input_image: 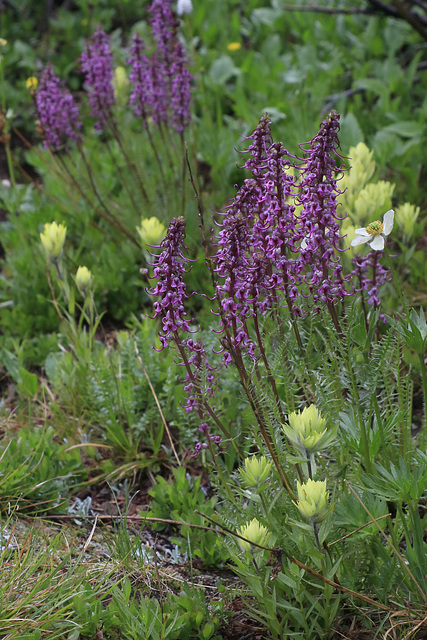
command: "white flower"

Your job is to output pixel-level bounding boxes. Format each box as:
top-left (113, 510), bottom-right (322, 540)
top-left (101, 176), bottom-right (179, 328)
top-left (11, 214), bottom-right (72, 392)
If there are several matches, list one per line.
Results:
top-left (350, 209), bottom-right (394, 251)
top-left (177, 0), bottom-right (193, 15)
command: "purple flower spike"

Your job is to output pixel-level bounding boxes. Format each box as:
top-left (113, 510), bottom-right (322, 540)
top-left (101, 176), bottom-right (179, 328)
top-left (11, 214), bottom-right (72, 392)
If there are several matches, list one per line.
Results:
top-left (81, 28), bottom-right (115, 130)
top-left (35, 64), bottom-right (82, 151)
top-left (213, 114), bottom-right (303, 345)
top-left (170, 40), bottom-right (192, 132)
top-left (184, 337), bottom-right (217, 404)
top-left (213, 116), bottom-right (275, 329)
top-left (145, 0), bottom-right (192, 131)
top-left (149, 0), bottom-right (176, 61)
top-left (147, 216), bottom-right (193, 349)
top-left (128, 33), bottom-right (170, 126)
top-left (352, 252), bottom-right (389, 309)
top-left (148, 53), bottom-right (170, 125)
top-left (296, 110), bottom-right (351, 306)
top-left (147, 217), bottom-right (220, 447)
top-left (213, 180), bottom-right (259, 361)
top-left (239, 113), bottom-right (273, 180)
top-left (252, 140), bottom-right (303, 314)
top-left (128, 33), bottom-right (153, 123)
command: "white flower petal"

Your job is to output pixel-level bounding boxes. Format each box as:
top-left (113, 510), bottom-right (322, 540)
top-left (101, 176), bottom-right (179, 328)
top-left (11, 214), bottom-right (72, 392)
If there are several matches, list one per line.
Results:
top-left (354, 228), bottom-right (370, 237)
top-left (177, 0), bottom-right (193, 14)
top-left (382, 209), bottom-right (394, 236)
top-left (369, 235), bottom-right (385, 251)
top-left (351, 235), bottom-right (370, 247)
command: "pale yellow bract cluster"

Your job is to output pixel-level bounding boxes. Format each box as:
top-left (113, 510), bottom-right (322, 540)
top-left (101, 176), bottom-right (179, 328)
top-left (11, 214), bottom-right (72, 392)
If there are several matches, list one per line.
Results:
top-left (282, 404), bottom-right (337, 455)
top-left (339, 142), bottom-right (419, 249)
top-left (237, 518), bottom-right (271, 553)
top-left (40, 222), bottom-right (94, 294)
top-left (239, 455), bottom-right (272, 488)
top-left (394, 202), bottom-right (420, 238)
top-left (136, 216), bottom-right (166, 246)
top-left (75, 266), bottom-right (92, 292)
top-left (295, 478), bottom-right (330, 523)
top-left (339, 142), bottom-right (375, 205)
top-left (113, 66), bottom-right (129, 102)
top-left (40, 222), bottom-right (67, 259)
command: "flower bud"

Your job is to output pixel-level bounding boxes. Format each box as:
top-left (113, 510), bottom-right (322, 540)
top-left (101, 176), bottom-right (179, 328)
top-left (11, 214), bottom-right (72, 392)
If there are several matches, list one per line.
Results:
top-left (136, 216), bottom-right (166, 247)
top-left (295, 479), bottom-right (330, 523)
top-left (239, 456), bottom-right (272, 488)
top-left (75, 266), bottom-right (92, 292)
top-left (237, 518), bottom-right (271, 553)
top-left (40, 222), bottom-right (67, 259)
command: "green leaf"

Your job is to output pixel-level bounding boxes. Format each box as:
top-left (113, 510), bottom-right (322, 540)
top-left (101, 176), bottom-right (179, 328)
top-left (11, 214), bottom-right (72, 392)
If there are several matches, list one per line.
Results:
top-left (68, 285), bottom-right (75, 315)
top-left (382, 121), bottom-right (422, 139)
top-left (209, 55), bottom-right (239, 85)
top-left (340, 112), bottom-right (364, 152)
top-left (275, 571), bottom-right (297, 590)
top-left (354, 77), bottom-right (387, 96)
top-left (18, 367), bottom-right (39, 399)
top-left (389, 309), bottom-right (427, 354)
top-left (251, 7), bottom-right (282, 27)
top-left (202, 622), bottom-right (215, 639)
top-left (373, 130), bottom-right (403, 161)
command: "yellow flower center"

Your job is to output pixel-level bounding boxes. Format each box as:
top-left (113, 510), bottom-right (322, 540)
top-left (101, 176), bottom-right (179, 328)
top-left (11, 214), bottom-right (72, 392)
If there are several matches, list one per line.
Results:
top-left (366, 220), bottom-right (383, 236)
top-left (26, 77), bottom-right (38, 91)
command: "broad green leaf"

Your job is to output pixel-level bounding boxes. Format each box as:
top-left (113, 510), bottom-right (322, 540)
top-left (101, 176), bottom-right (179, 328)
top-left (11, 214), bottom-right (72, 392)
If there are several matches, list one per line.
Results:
top-left (381, 121), bottom-right (422, 139)
top-left (209, 55), bottom-right (239, 85)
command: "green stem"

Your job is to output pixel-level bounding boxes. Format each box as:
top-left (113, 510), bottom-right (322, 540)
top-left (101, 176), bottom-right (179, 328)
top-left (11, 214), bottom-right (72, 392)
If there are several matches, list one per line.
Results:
top-left (4, 136), bottom-right (16, 193)
top-left (313, 522), bottom-right (321, 553)
top-left (252, 311), bottom-right (286, 423)
top-left (418, 351), bottom-right (427, 450)
top-left (384, 246), bottom-right (409, 317)
top-left (207, 438), bottom-right (234, 502)
top-left (372, 394), bottom-right (386, 455)
top-left (344, 330), bottom-right (372, 473)
top-left (0, 60), bottom-right (16, 195)
top-left (260, 492), bottom-right (269, 518)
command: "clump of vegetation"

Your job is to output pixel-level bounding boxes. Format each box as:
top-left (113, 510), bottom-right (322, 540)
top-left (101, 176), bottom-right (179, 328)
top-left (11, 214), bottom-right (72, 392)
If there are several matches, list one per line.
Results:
top-left (0, 0), bottom-right (425, 638)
